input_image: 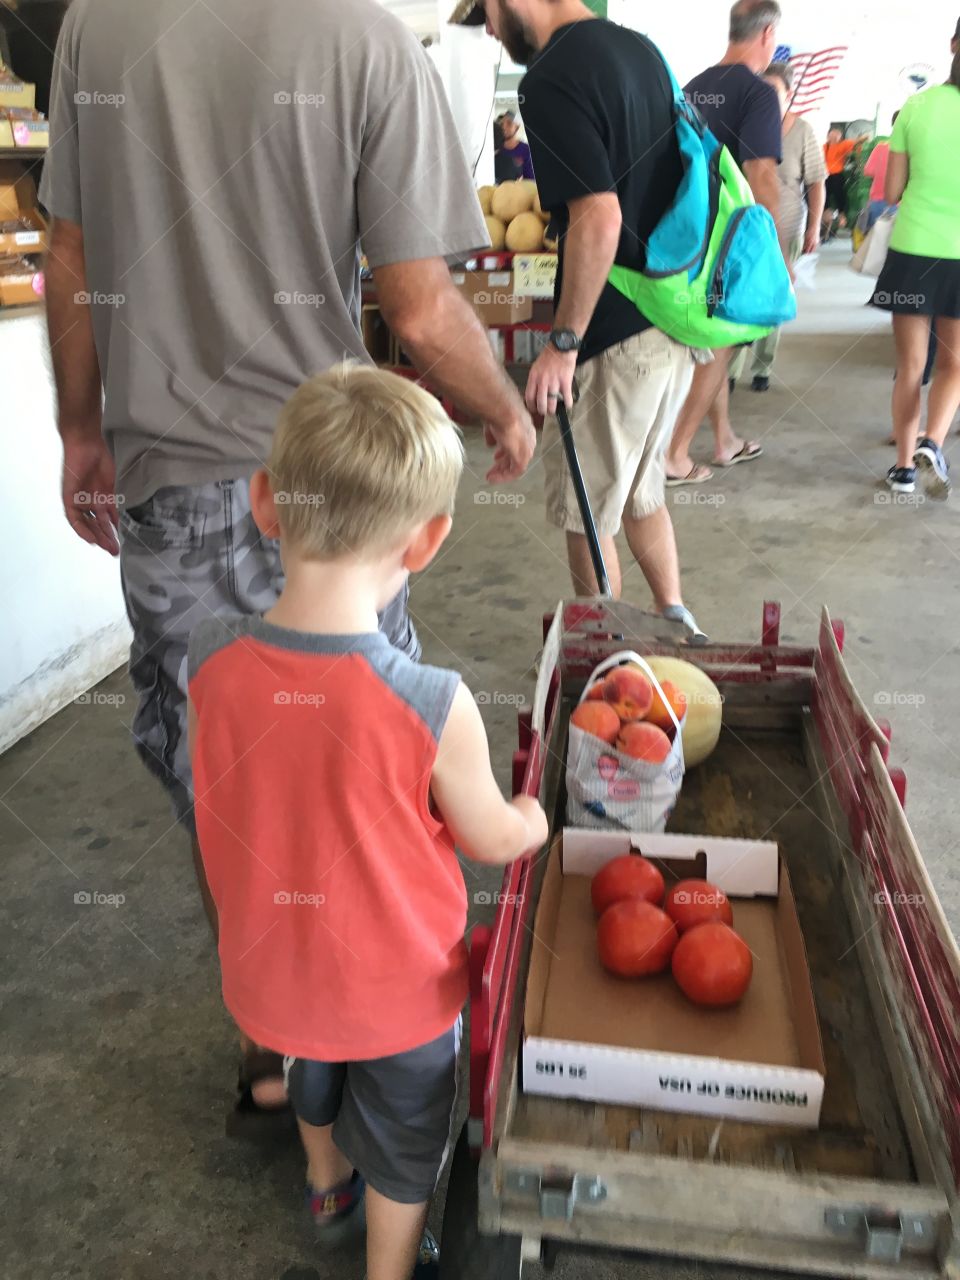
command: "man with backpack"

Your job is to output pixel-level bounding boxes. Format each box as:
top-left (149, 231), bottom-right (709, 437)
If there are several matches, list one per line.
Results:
top-left (665, 0), bottom-right (785, 485)
top-left (466, 0), bottom-right (703, 635)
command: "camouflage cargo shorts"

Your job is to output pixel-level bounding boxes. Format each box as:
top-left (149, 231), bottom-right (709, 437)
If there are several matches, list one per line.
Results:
top-left (119, 479), bottom-right (420, 827)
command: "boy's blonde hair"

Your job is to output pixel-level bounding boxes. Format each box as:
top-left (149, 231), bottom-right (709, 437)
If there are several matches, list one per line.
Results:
top-left (268, 365), bottom-right (464, 559)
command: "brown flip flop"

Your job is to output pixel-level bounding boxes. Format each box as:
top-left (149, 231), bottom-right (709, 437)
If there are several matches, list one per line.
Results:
top-left (665, 463), bottom-right (713, 487)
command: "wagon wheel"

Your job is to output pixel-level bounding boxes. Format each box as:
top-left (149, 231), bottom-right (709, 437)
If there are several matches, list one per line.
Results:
top-left (440, 1123), bottom-right (523, 1279)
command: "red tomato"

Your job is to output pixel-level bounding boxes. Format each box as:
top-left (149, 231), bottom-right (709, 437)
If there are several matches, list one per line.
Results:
top-left (591, 854), bottom-right (665, 916)
top-left (664, 879), bottom-right (734, 933)
top-left (597, 900), bottom-right (678, 977)
top-left (671, 922), bottom-right (753, 1007)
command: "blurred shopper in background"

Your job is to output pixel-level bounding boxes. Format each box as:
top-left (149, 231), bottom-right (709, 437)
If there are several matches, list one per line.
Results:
top-left (493, 113), bottom-right (517, 181)
top-left (498, 109), bottom-right (535, 179)
top-left (863, 113), bottom-right (900, 232)
top-left (873, 18), bottom-right (960, 499)
top-left (731, 60), bottom-right (825, 392)
top-left (822, 125), bottom-right (869, 239)
top-left (665, 0), bottom-right (782, 485)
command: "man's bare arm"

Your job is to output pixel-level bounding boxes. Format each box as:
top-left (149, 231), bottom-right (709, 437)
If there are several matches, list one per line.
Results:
top-left (46, 218), bottom-right (119, 554)
top-left (553, 193), bottom-right (623, 336)
top-left (525, 193), bottom-right (622, 416)
top-left (803, 180), bottom-right (826, 254)
top-left (47, 218), bottom-right (101, 441)
top-left (374, 258), bottom-right (535, 483)
top-left (743, 157), bottom-right (792, 274)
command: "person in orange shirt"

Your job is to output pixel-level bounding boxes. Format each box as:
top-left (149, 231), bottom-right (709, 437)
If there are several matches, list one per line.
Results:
top-left (822, 125), bottom-right (869, 238)
top-left (188, 366), bottom-right (548, 1278)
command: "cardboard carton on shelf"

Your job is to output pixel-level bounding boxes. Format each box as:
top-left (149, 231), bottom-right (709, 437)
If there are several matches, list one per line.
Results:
top-left (0, 116), bottom-right (13, 149)
top-left (8, 114), bottom-right (49, 150)
top-left (0, 75), bottom-right (36, 111)
top-left (450, 268), bottom-right (533, 327)
top-left (523, 827), bottom-right (826, 1128)
top-left (0, 256), bottom-right (45, 307)
top-left (0, 161), bottom-right (48, 254)
top-left (0, 207), bottom-right (48, 257)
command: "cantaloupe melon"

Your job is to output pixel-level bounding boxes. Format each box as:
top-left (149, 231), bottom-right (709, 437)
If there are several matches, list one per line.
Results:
top-left (532, 188), bottom-right (550, 221)
top-left (505, 211), bottom-right (544, 252)
top-left (640, 657), bottom-right (722, 767)
top-left (492, 180), bottom-right (535, 222)
top-left (477, 185), bottom-right (494, 216)
top-left (484, 214), bottom-right (507, 251)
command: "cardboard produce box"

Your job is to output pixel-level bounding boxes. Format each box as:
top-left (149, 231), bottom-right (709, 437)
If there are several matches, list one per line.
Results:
top-left (523, 828), bottom-right (826, 1128)
top-left (0, 257), bottom-right (45, 307)
top-left (0, 161), bottom-right (39, 222)
top-left (451, 268), bottom-right (532, 326)
top-left (9, 115), bottom-right (48, 150)
top-left (0, 206), bottom-right (47, 257)
top-left (0, 75), bottom-right (35, 111)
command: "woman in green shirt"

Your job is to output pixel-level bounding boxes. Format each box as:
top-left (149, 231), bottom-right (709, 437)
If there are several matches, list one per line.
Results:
top-left (872, 21), bottom-right (960, 499)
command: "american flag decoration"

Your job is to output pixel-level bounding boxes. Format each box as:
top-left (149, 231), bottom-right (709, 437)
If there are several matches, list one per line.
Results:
top-left (773, 45), bottom-right (849, 116)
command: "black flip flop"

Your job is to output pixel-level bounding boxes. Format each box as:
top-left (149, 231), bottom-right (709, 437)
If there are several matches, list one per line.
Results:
top-left (225, 1049), bottom-right (297, 1143)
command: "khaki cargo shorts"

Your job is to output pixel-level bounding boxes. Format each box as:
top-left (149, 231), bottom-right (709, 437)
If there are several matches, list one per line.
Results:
top-left (119, 478), bottom-right (419, 828)
top-left (541, 329), bottom-right (694, 535)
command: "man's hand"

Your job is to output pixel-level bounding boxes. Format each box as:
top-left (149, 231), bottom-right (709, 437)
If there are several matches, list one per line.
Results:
top-left (483, 415), bottom-right (538, 483)
top-left (62, 433), bottom-right (121, 556)
top-left (803, 226), bottom-right (820, 256)
top-left (525, 344), bottom-right (578, 418)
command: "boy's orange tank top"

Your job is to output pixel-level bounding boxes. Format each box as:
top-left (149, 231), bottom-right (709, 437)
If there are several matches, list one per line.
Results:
top-left (188, 615), bottom-right (467, 1062)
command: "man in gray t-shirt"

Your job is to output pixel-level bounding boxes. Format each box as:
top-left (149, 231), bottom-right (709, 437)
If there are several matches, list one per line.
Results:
top-left (41, 0), bottom-right (534, 999)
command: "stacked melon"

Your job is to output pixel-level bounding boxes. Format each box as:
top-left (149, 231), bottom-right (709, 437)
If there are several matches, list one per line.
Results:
top-left (477, 180), bottom-right (553, 253)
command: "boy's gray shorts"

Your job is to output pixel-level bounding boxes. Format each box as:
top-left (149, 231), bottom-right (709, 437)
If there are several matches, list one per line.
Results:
top-left (118, 478), bottom-right (420, 827)
top-left (284, 1019), bottom-right (461, 1205)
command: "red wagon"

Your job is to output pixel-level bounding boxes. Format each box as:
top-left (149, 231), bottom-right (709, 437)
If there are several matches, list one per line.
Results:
top-left (440, 600), bottom-right (960, 1279)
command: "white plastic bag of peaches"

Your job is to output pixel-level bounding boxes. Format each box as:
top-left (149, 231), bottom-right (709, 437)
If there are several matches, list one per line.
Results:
top-left (566, 652), bottom-right (685, 833)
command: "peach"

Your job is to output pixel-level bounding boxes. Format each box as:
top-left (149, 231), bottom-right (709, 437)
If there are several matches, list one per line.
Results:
top-left (586, 679), bottom-right (609, 702)
top-left (603, 667), bottom-right (654, 722)
top-left (571, 700), bottom-right (621, 744)
top-left (617, 720), bottom-right (672, 763)
top-left (646, 679), bottom-right (687, 733)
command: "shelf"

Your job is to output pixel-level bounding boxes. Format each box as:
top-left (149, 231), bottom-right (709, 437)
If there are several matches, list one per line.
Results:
top-left (0, 148), bottom-right (48, 160)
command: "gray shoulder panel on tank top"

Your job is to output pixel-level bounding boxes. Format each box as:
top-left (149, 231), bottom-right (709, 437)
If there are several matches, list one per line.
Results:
top-left (359, 646), bottom-right (461, 745)
top-left (187, 614), bottom-right (249, 682)
top-left (194, 615), bottom-right (459, 742)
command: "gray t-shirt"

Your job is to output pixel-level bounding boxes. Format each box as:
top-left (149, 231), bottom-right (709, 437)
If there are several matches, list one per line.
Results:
top-left (41, 0), bottom-right (488, 506)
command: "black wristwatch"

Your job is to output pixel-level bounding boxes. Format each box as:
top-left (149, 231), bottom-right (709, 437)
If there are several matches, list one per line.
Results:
top-left (549, 328), bottom-right (582, 353)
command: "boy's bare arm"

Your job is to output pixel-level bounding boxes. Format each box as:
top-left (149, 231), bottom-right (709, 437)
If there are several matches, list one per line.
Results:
top-left (431, 684), bottom-right (548, 866)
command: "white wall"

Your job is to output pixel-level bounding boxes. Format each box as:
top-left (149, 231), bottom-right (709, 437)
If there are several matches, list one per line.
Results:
top-left (429, 24), bottom-right (500, 186)
top-left (0, 310), bottom-right (129, 753)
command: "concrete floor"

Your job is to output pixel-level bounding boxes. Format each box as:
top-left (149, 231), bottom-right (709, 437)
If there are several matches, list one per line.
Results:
top-left (3, 242), bottom-right (959, 1280)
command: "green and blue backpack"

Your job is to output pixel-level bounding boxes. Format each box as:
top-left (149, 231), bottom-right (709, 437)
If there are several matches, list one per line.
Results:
top-left (609, 46), bottom-right (797, 349)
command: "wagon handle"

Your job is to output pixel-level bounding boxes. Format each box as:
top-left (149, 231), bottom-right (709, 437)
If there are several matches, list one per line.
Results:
top-left (556, 395), bottom-right (612, 598)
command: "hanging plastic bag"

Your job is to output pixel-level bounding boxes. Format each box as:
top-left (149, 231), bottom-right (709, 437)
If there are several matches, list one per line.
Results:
top-left (566, 652), bottom-right (685, 834)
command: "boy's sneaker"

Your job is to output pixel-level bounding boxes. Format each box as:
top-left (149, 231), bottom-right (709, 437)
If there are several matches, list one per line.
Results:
top-left (413, 1227), bottom-right (440, 1277)
top-left (305, 1170), bottom-right (365, 1243)
top-left (914, 437), bottom-right (951, 499)
top-left (885, 466), bottom-right (916, 494)
top-left (751, 375), bottom-right (770, 392)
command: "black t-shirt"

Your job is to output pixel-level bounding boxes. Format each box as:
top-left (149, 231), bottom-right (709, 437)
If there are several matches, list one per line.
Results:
top-left (684, 64), bottom-right (782, 168)
top-left (519, 20), bottom-right (683, 363)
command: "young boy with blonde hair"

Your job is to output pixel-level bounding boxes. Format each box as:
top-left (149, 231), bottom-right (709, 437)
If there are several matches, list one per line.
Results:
top-left (187, 365), bottom-right (547, 1280)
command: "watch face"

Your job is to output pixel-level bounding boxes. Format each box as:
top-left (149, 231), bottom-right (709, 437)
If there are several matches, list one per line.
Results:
top-left (551, 330), bottom-right (579, 352)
